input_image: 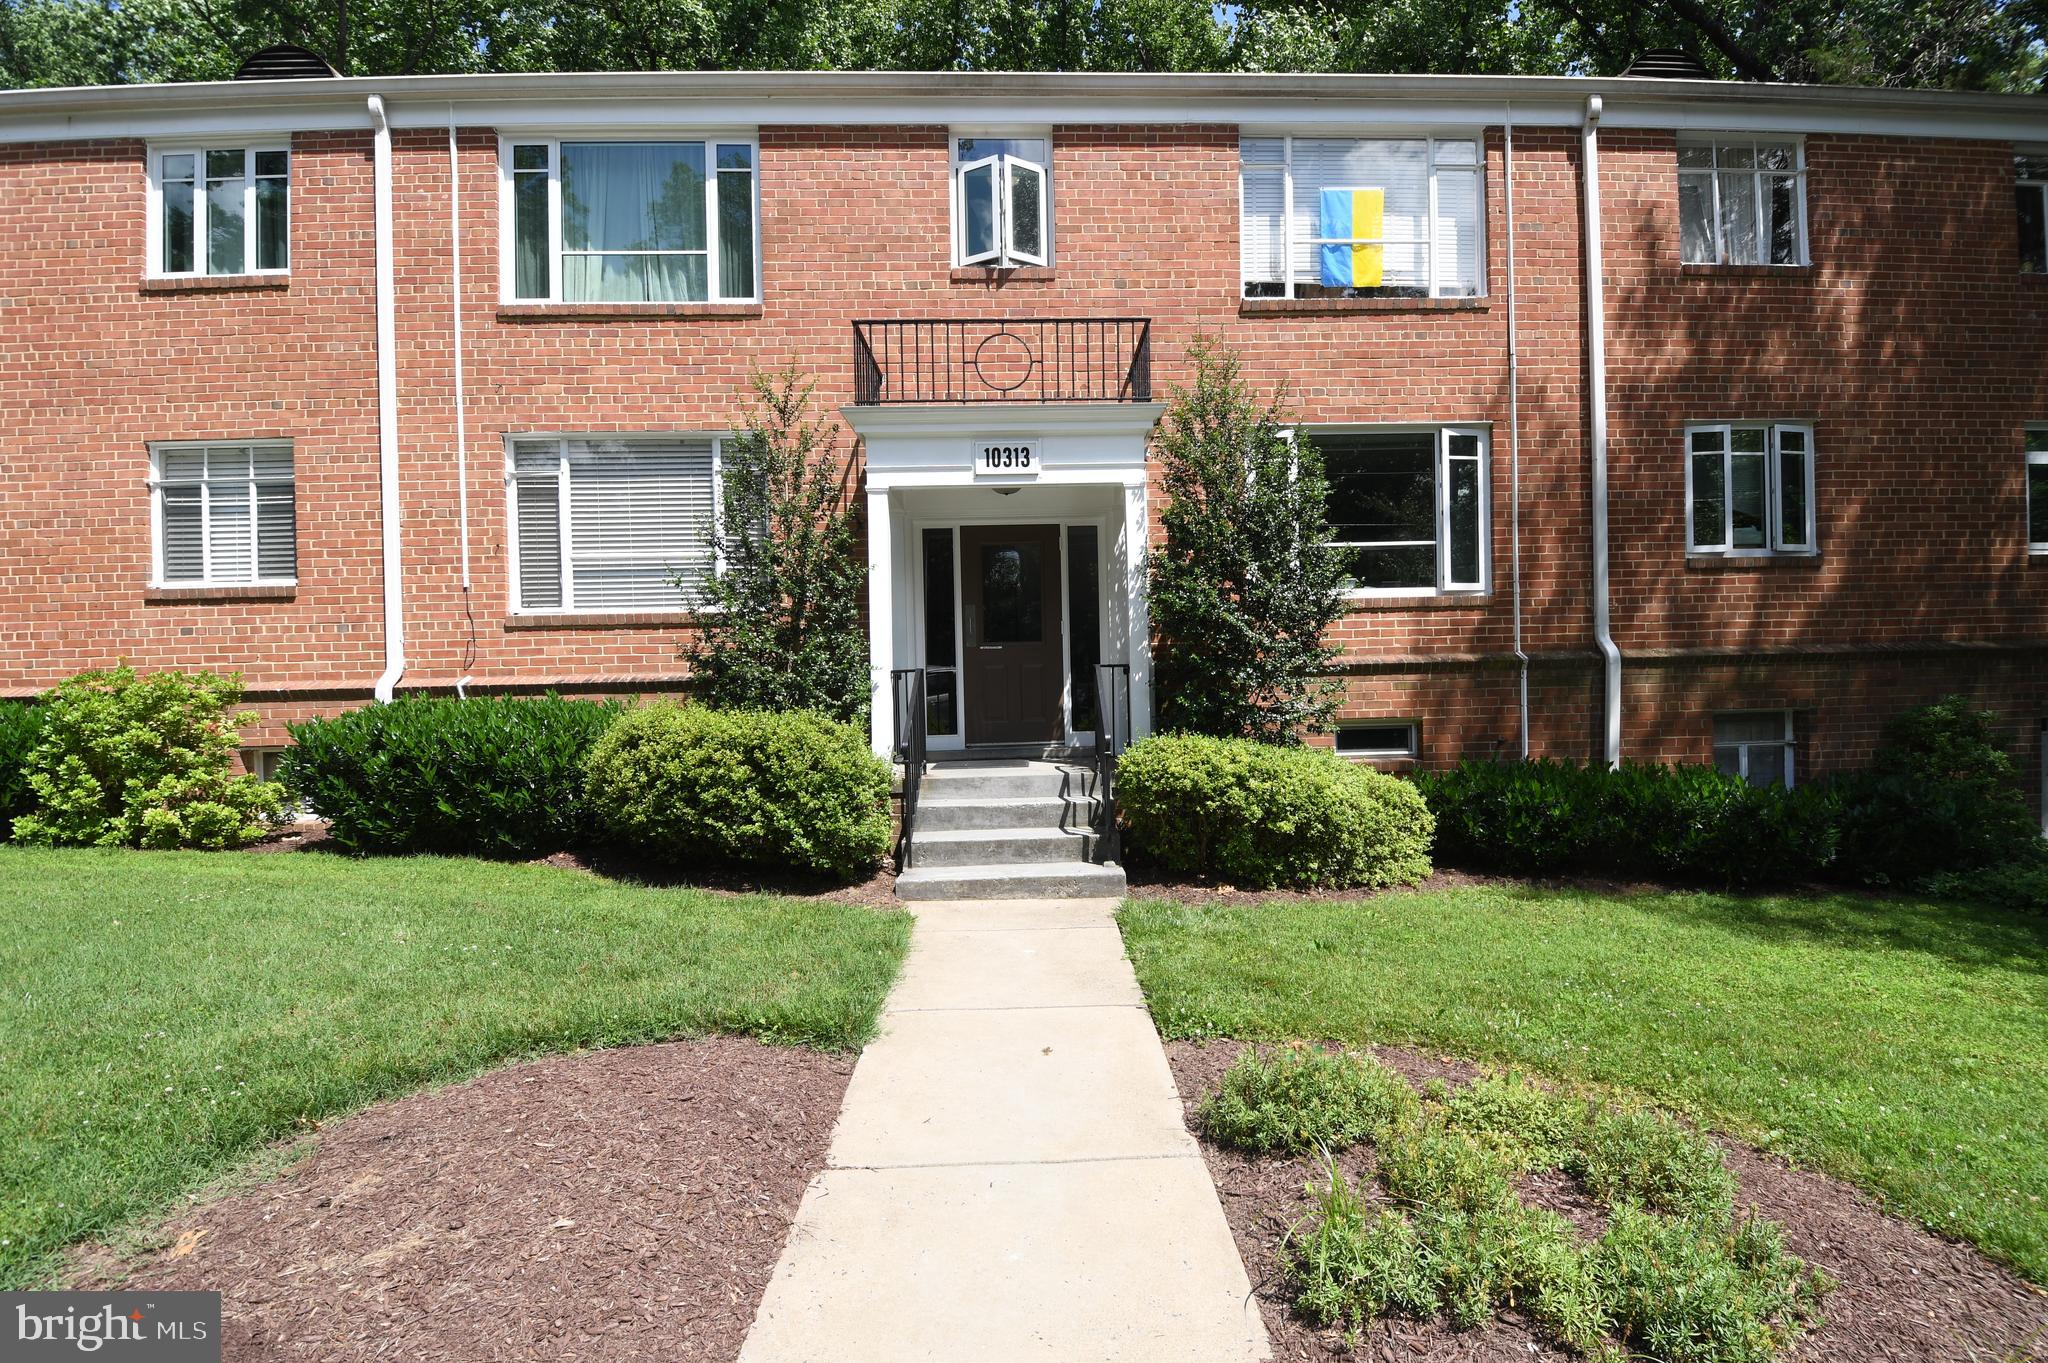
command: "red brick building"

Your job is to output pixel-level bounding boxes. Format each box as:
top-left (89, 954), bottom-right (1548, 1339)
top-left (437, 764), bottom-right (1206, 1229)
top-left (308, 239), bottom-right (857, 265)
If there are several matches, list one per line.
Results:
top-left (0, 69), bottom-right (2043, 815)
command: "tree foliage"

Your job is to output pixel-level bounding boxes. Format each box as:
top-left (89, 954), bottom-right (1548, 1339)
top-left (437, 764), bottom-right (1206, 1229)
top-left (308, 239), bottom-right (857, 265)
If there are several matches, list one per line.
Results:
top-left (1148, 337), bottom-right (1347, 743)
top-left (3, 0), bottom-right (2041, 90)
top-left (686, 363), bottom-right (869, 725)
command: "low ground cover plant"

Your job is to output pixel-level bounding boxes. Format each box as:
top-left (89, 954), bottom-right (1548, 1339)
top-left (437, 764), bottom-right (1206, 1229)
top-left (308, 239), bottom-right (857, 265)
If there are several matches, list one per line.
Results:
top-left (583, 703), bottom-right (890, 881)
top-left (283, 695), bottom-right (623, 857)
top-left (1118, 732), bottom-right (1433, 890)
top-left (10, 666), bottom-right (285, 850)
top-left (1203, 1047), bottom-right (1830, 1362)
top-left (0, 698), bottom-right (44, 838)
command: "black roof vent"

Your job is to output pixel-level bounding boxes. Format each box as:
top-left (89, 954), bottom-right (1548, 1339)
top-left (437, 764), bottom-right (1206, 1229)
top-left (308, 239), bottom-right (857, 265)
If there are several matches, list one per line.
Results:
top-left (234, 43), bottom-right (338, 80)
top-left (1623, 48), bottom-right (1713, 79)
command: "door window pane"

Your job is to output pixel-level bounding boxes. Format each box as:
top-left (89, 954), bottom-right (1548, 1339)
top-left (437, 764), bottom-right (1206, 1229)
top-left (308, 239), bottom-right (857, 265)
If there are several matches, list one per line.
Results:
top-left (922, 528), bottom-right (956, 666)
top-left (1066, 526), bottom-right (1100, 733)
top-left (981, 544), bottom-right (1042, 642)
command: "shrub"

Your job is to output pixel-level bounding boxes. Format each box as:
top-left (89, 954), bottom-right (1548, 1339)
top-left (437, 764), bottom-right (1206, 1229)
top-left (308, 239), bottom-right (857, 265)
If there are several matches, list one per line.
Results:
top-left (1570, 1104), bottom-right (1737, 1223)
top-left (1286, 1164), bottom-right (1440, 1329)
top-left (1197, 1046), bottom-right (1419, 1154)
top-left (1442, 1070), bottom-right (1585, 1172)
top-left (283, 695), bottom-right (623, 857)
top-left (0, 699), bottom-right (44, 840)
top-left (1833, 696), bottom-right (2040, 885)
top-left (1588, 1205), bottom-right (1828, 1363)
top-left (583, 703), bottom-right (890, 881)
top-left (1117, 732), bottom-right (1434, 889)
top-left (1414, 757), bottom-right (1606, 876)
top-left (11, 666), bottom-right (285, 850)
top-left (1917, 854), bottom-right (2048, 914)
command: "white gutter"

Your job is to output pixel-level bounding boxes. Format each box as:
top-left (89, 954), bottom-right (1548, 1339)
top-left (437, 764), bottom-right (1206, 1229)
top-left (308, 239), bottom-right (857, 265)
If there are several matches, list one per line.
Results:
top-left (1583, 95), bottom-right (1622, 768)
top-left (369, 94), bottom-right (406, 702)
top-left (1505, 104), bottom-right (1529, 760)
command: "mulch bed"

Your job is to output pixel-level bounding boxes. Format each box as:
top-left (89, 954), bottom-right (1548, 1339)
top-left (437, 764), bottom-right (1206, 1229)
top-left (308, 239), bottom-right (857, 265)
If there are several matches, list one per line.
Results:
top-left (70, 1037), bottom-right (855, 1362)
top-left (1166, 1039), bottom-right (2048, 1363)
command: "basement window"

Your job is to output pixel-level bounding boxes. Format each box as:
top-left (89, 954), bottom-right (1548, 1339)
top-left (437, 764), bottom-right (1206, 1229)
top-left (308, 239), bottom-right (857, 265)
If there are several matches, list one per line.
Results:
top-left (149, 144), bottom-right (290, 277)
top-left (1714, 711), bottom-right (1796, 789)
top-left (1335, 723), bottom-right (1419, 759)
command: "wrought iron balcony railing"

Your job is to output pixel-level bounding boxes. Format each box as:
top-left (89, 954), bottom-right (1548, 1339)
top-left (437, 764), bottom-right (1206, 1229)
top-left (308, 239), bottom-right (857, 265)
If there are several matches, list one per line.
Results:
top-left (852, 317), bottom-right (1151, 405)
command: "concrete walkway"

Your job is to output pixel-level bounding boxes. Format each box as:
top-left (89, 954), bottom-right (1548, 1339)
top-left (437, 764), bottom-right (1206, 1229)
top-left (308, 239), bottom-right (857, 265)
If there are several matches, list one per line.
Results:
top-left (736, 898), bottom-right (1269, 1363)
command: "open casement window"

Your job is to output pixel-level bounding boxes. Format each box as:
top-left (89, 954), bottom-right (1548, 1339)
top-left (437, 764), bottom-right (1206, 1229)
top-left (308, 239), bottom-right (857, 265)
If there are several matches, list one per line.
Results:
top-left (954, 136), bottom-right (1049, 268)
top-left (1241, 135), bottom-right (1483, 299)
top-left (1687, 423), bottom-right (1815, 555)
top-left (504, 139), bottom-right (758, 303)
top-left (151, 145), bottom-right (289, 277)
top-left (508, 437), bottom-right (719, 613)
top-left (2028, 428), bottom-right (2048, 554)
top-left (1315, 427), bottom-right (1488, 595)
top-left (151, 443), bottom-right (296, 586)
top-left (1714, 711), bottom-right (1796, 789)
top-left (1678, 137), bottom-right (1806, 267)
top-left (2022, 156), bottom-right (2048, 276)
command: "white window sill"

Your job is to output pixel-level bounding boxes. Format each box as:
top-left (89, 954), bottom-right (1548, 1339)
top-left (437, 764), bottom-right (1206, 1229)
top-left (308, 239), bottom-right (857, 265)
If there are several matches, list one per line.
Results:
top-left (1677, 262), bottom-right (1812, 276)
top-left (504, 609), bottom-right (707, 629)
top-left (1240, 296), bottom-right (1490, 315)
top-left (146, 582), bottom-right (297, 602)
top-left (1342, 590), bottom-right (1489, 610)
top-left (497, 301), bottom-right (761, 321)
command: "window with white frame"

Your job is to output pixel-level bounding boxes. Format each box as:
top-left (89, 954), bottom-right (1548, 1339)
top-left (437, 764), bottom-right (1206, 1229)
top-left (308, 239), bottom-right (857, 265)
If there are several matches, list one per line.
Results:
top-left (508, 436), bottom-right (719, 612)
top-left (953, 135), bottom-right (1050, 268)
top-left (1312, 428), bottom-right (1488, 594)
top-left (504, 140), bottom-right (758, 303)
top-left (1678, 137), bottom-right (1806, 267)
top-left (2018, 154), bottom-right (2047, 275)
top-left (2028, 427), bottom-right (2048, 554)
top-left (1335, 722), bottom-right (1420, 759)
top-left (1686, 423), bottom-right (1815, 555)
top-left (1714, 711), bottom-right (1796, 789)
top-left (151, 442), bottom-right (295, 586)
top-left (150, 145), bottom-right (289, 277)
top-left (1241, 135), bottom-right (1483, 299)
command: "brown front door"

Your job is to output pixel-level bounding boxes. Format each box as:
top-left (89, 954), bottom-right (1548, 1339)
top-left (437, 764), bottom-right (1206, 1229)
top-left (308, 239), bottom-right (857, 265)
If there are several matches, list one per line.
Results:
top-left (961, 524), bottom-right (1065, 746)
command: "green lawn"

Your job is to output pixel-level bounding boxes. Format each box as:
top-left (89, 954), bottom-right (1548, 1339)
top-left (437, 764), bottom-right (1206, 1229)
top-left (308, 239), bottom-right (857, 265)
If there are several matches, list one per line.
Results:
top-left (1120, 885), bottom-right (2048, 1283)
top-left (0, 847), bottom-right (910, 1288)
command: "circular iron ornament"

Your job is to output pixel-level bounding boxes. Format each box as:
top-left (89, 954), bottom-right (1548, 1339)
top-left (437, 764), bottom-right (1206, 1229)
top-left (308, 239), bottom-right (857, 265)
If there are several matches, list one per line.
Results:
top-left (971, 330), bottom-right (1037, 394)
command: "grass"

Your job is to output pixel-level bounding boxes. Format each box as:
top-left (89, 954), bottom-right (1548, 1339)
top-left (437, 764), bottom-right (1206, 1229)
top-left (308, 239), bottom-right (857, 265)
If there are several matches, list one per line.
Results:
top-left (0, 846), bottom-right (911, 1288)
top-left (1119, 884), bottom-right (2048, 1283)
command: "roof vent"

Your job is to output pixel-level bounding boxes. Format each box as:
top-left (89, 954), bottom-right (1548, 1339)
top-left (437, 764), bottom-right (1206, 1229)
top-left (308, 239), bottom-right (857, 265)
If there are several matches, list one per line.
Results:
top-left (234, 43), bottom-right (338, 80)
top-left (1623, 48), bottom-right (1713, 79)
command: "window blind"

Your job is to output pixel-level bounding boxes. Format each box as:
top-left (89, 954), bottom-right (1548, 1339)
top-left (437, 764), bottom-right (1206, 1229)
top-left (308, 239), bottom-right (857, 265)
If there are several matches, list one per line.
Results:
top-left (512, 436), bottom-right (716, 611)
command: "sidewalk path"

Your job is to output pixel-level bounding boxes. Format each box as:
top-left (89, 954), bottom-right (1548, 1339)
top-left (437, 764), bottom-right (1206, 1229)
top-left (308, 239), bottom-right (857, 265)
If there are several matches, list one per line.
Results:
top-left (736, 897), bottom-right (1270, 1363)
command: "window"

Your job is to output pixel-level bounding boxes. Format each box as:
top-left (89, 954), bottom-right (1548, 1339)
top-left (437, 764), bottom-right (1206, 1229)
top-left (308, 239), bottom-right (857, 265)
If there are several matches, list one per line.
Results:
top-left (1314, 428), bottom-right (1488, 594)
top-left (504, 139), bottom-right (758, 303)
top-left (150, 442), bottom-right (295, 586)
top-left (1335, 723), bottom-right (1419, 759)
top-left (1714, 712), bottom-right (1795, 789)
top-left (2019, 154), bottom-right (2048, 275)
top-left (953, 136), bottom-right (1049, 268)
top-left (508, 436), bottom-right (719, 612)
top-left (2029, 427), bottom-right (2048, 554)
top-left (1241, 135), bottom-right (1482, 299)
top-left (150, 145), bottom-right (289, 277)
top-left (1678, 137), bottom-right (1805, 266)
top-left (1686, 423), bottom-right (1815, 555)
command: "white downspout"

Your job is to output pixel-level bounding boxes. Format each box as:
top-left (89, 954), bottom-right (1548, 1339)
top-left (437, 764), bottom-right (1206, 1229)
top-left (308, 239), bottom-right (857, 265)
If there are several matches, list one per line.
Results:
top-left (1582, 95), bottom-right (1622, 768)
top-left (448, 103), bottom-right (472, 702)
top-left (1505, 104), bottom-right (1529, 759)
top-left (369, 96), bottom-right (406, 702)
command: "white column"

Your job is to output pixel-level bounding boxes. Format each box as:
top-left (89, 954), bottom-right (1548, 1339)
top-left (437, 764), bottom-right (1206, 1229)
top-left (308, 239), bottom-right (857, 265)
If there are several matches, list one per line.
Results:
top-left (1123, 477), bottom-right (1153, 742)
top-left (867, 488), bottom-right (895, 759)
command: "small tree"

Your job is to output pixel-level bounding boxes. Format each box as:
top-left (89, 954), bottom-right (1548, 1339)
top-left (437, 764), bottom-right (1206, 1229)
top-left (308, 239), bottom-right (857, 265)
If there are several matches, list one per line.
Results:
top-left (1148, 338), bottom-right (1347, 742)
top-left (687, 363), bottom-right (869, 723)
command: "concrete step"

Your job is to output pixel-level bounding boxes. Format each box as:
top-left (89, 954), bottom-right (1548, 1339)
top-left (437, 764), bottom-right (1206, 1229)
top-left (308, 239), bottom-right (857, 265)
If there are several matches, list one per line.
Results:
top-left (912, 826), bottom-right (1100, 868)
top-left (916, 794), bottom-right (1098, 833)
top-left (918, 760), bottom-right (1095, 801)
top-left (895, 860), bottom-right (1129, 901)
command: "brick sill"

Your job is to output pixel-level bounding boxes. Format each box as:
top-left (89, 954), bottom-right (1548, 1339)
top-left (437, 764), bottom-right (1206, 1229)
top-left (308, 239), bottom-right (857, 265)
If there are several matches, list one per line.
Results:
top-left (1345, 593), bottom-right (1492, 612)
top-left (146, 584), bottom-right (296, 603)
top-left (140, 274), bottom-right (289, 294)
top-left (1240, 297), bottom-right (1489, 316)
top-left (496, 303), bottom-right (763, 322)
top-left (504, 611), bottom-right (699, 630)
top-left (1677, 263), bottom-right (1814, 280)
top-left (950, 266), bottom-right (1056, 284)
top-left (1685, 553), bottom-right (1823, 571)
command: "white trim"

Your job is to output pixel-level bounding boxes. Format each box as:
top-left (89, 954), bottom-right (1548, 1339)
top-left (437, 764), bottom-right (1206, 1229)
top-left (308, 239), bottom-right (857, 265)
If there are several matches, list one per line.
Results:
top-left (1684, 421), bottom-right (1818, 556)
top-left (497, 134), bottom-right (760, 304)
top-left (1677, 133), bottom-right (1808, 268)
top-left (144, 139), bottom-right (291, 278)
top-left (1309, 423), bottom-right (1492, 598)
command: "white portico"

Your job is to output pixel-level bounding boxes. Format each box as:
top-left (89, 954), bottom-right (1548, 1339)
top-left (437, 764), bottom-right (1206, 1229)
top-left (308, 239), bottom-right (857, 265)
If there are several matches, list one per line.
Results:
top-left (843, 401), bottom-right (1163, 761)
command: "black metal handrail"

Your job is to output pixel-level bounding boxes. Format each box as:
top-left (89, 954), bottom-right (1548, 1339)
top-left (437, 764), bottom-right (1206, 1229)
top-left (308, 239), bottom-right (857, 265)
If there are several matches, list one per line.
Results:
top-left (1094, 662), bottom-right (1133, 863)
top-left (852, 318), bottom-right (1152, 405)
top-left (890, 668), bottom-right (928, 870)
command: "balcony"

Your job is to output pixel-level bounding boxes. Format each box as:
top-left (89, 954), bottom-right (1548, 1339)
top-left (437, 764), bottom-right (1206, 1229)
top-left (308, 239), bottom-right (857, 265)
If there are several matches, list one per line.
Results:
top-left (852, 318), bottom-right (1152, 405)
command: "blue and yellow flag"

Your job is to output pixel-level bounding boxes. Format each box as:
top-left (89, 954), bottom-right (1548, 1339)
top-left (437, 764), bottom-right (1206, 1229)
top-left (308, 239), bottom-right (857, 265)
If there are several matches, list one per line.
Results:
top-left (1319, 187), bottom-right (1385, 288)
